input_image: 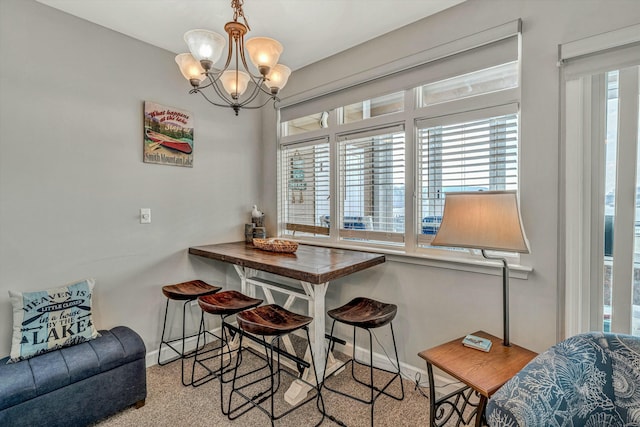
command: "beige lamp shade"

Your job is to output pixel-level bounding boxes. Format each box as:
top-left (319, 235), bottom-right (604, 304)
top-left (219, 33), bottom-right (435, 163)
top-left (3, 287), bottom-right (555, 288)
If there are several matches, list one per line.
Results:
top-left (175, 53), bottom-right (206, 82)
top-left (245, 37), bottom-right (283, 73)
top-left (184, 29), bottom-right (226, 64)
top-left (220, 70), bottom-right (251, 98)
top-left (264, 64), bottom-right (291, 92)
top-left (431, 191), bottom-right (530, 253)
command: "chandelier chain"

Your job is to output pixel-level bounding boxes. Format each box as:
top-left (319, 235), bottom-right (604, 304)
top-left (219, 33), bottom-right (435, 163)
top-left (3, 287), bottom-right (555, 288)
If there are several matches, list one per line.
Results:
top-left (231, 0), bottom-right (251, 31)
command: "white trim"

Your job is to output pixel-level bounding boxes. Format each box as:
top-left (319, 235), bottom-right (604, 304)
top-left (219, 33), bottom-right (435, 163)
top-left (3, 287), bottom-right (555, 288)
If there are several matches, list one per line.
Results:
top-left (291, 237), bottom-right (532, 279)
top-left (559, 23), bottom-right (640, 62)
top-left (146, 325), bottom-right (223, 368)
top-left (563, 77), bottom-right (589, 337)
top-left (339, 342), bottom-right (463, 397)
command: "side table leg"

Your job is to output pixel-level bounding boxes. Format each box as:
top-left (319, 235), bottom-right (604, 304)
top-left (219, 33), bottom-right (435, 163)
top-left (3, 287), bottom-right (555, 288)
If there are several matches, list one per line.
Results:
top-left (475, 395), bottom-right (488, 427)
top-left (427, 362), bottom-right (437, 427)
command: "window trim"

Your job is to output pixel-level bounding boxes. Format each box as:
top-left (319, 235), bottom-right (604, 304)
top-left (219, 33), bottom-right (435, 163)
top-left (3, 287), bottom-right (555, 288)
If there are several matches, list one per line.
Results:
top-left (276, 21), bottom-right (529, 277)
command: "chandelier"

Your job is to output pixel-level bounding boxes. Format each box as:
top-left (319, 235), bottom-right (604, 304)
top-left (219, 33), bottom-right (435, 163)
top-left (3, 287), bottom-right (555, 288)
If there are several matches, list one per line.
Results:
top-left (175, 0), bottom-right (291, 115)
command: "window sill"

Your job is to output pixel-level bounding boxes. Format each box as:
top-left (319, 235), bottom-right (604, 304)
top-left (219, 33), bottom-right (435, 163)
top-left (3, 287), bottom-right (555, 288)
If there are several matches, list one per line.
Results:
top-left (286, 237), bottom-right (533, 280)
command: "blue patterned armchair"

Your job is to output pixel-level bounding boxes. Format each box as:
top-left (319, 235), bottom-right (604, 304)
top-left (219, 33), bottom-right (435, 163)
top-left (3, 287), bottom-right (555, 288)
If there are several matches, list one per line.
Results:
top-left (486, 332), bottom-right (640, 426)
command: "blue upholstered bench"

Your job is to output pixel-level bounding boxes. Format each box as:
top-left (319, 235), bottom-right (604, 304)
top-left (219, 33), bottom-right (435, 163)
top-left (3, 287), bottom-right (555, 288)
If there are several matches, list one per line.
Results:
top-left (0, 326), bottom-right (147, 427)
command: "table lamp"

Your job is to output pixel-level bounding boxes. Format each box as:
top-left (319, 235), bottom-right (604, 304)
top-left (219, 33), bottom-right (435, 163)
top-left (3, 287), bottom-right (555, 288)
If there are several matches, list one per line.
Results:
top-left (430, 191), bottom-right (529, 346)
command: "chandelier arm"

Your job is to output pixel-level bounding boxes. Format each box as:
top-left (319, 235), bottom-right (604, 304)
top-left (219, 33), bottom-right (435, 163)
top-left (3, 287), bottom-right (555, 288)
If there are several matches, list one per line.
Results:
top-left (194, 76), bottom-right (218, 91)
top-left (209, 78), bottom-right (238, 105)
top-left (235, 82), bottom-right (263, 107)
top-left (237, 35), bottom-right (257, 77)
top-left (196, 90), bottom-right (240, 109)
top-left (219, 32), bottom-right (234, 73)
top-left (254, 81), bottom-right (280, 98)
top-left (194, 68), bottom-right (227, 90)
top-left (236, 95), bottom-right (278, 110)
top-left (197, 74), bottom-right (237, 106)
top-left (233, 39), bottom-right (262, 81)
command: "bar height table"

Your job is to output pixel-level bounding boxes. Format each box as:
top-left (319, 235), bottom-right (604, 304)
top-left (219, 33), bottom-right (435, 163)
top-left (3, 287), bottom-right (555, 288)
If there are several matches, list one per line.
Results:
top-left (189, 241), bottom-right (385, 404)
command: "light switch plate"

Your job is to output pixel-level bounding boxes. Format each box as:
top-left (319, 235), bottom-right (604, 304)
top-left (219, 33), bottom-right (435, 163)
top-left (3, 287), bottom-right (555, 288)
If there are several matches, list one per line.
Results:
top-left (140, 208), bottom-right (151, 224)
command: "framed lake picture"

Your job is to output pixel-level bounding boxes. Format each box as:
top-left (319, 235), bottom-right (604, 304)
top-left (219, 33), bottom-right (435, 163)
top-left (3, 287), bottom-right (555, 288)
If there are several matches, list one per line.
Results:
top-left (143, 101), bottom-right (194, 167)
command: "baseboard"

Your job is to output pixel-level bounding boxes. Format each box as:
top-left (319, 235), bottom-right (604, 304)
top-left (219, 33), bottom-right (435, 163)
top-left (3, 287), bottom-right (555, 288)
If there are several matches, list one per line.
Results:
top-left (342, 341), bottom-right (462, 398)
top-left (146, 328), bottom-right (461, 398)
top-left (145, 325), bottom-right (224, 368)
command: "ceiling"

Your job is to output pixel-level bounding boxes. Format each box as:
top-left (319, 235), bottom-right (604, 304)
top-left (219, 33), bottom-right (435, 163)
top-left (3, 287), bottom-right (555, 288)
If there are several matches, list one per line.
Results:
top-left (36, 0), bottom-right (466, 71)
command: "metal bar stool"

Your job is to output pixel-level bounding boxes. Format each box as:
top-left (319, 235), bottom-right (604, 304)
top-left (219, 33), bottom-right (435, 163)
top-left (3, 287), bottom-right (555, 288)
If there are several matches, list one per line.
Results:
top-left (157, 279), bottom-right (221, 386)
top-left (321, 297), bottom-right (405, 427)
top-left (192, 290), bottom-right (263, 411)
top-left (227, 304), bottom-right (324, 427)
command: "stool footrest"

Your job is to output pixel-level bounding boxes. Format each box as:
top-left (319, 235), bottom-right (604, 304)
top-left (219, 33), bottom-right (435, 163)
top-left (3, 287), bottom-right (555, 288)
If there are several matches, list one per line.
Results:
top-left (224, 323), bottom-right (310, 370)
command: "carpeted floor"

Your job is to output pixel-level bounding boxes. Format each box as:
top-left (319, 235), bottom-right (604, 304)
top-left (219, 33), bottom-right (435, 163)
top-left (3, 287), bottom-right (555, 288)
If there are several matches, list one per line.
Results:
top-left (94, 345), bottom-right (435, 427)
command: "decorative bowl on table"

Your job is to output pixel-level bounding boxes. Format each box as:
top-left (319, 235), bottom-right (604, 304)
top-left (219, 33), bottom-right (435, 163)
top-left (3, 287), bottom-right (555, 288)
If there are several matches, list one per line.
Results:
top-left (252, 238), bottom-right (299, 253)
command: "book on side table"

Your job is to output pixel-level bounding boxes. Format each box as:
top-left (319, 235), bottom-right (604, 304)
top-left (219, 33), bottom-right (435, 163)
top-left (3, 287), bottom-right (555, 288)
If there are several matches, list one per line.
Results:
top-left (462, 334), bottom-right (493, 352)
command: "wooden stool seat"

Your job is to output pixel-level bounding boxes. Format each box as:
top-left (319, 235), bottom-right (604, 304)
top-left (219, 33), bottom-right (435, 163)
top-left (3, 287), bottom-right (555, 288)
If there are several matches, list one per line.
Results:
top-left (227, 304), bottom-right (323, 425)
top-left (162, 280), bottom-right (221, 300)
top-left (327, 297), bottom-right (397, 329)
top-left (158, 279), bottom-right (221, 386)
top-left (321, 296), bottom-right (404, 426)
top-left (198, 290), bottom-right (263, 316)
top-left (191, 290), bottom-right (264, 391)
top-left (236, 304), bottom-right (313, 336)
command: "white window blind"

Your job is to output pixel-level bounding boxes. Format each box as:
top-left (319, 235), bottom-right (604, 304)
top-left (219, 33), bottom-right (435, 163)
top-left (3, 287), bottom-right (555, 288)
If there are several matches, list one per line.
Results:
top-left (417, 107), bottom-right (519, 246)
top-left (280, 138), bottom-right (331, 237)
top-left (338, 124), bottom-right (405, 244)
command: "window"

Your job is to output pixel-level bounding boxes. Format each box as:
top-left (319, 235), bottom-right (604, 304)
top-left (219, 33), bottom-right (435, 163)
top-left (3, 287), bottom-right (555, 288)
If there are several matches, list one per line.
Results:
top-left (340, 92), bottom-right (405, 124)
top-left (416, 108), bottom-right (519, 246)
top-left (280, 138), bottom-right (330, 237)
top-left (277, 23), bottom-right (521, 259)
top-left (419, 61), bottom-right (518, 107)
top-left (338, 125), bottom-right (405, 244)
top-left (282, 112), bottom-right (329, 137)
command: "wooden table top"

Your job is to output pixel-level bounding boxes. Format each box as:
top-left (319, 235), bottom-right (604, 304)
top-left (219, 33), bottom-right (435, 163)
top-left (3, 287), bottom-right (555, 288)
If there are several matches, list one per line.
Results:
top-left (418, 330), bottom-right (537, 398)
top-left (189, 241), bottom-right (385, 285)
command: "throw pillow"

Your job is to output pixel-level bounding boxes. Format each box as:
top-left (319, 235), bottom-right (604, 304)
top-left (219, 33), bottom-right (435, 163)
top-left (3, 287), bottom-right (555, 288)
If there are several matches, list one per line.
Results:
top-left (8, 278), bottom-right (100, 363)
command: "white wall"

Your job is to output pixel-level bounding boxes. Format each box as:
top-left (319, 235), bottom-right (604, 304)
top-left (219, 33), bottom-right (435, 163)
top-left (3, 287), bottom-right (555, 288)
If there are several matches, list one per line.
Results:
top-left (261, 0), bottom-right (640, 367)
top-left (0, 0), bottom-right (263, 357)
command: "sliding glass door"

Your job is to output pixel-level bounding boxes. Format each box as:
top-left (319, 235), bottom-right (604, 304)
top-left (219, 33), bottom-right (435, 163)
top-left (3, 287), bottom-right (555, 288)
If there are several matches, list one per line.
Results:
top-left (564, 62), bottom-right (640, 337)
top-left (601, 68), bottom-right (640, 335)
top-left (562, 24), bottom-right (640, 338)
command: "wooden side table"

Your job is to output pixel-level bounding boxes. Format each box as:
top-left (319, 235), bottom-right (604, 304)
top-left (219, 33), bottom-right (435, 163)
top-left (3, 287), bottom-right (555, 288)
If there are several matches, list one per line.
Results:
top-left (418, 331), bottom-right (537, 427)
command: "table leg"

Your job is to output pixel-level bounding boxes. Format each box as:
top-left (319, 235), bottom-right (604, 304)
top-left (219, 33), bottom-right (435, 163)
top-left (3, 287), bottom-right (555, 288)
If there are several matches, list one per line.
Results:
top-left (284, 281), bottom-right (332, 405)
top-left (233, 265), bottom-right (247, 295)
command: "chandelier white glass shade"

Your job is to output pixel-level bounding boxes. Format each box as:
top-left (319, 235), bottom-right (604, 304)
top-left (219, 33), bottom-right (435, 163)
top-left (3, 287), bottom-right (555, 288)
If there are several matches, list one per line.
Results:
top-left (175, 0), bottom-right (291, 115)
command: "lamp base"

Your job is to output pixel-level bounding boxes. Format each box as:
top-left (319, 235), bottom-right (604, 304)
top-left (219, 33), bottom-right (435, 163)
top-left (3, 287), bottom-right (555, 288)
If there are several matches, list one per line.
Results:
top-left (481, 250), bottom-right (510, 348)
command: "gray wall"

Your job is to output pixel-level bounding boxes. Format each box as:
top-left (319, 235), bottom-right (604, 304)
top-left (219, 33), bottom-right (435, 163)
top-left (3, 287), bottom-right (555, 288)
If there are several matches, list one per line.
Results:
top-left (0, 0), bottom-right (263, 357)
top-left (260, 0), bottom-right (640, 367)
top-left (3, 0), bottom-right (640, 372)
